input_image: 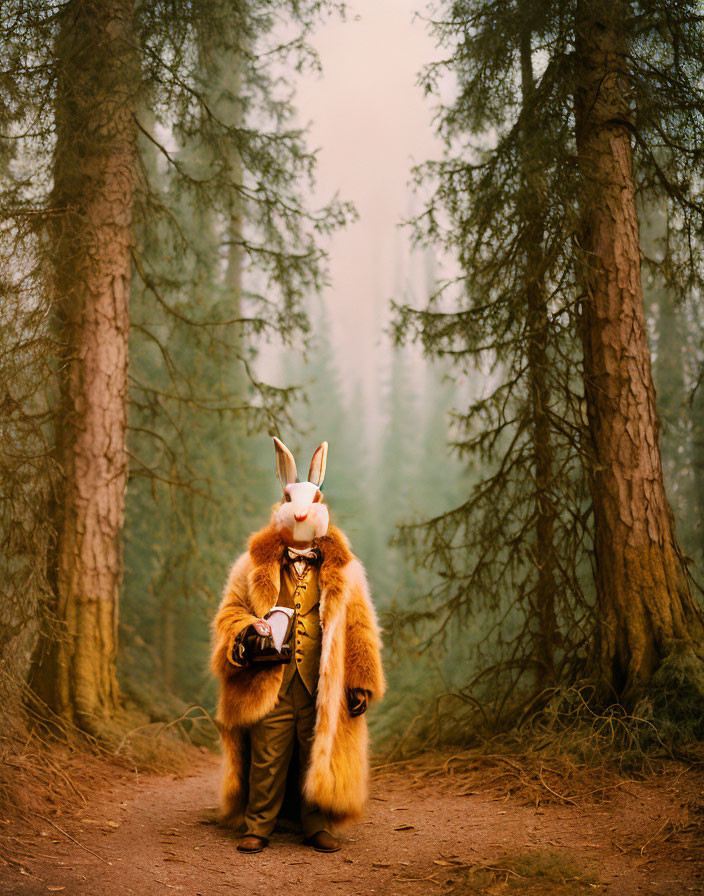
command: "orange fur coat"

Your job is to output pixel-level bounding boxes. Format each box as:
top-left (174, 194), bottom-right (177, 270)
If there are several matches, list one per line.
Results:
top-left (210, 519), bottom-right (385, 826)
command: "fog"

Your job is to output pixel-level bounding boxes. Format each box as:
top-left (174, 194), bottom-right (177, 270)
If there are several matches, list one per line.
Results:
top-left (272, 0), bottom-right (444, 414)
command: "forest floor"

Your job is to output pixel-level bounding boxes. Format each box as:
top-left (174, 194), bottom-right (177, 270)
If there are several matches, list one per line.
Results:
top-left (1, 747), bottom-right (703, 896)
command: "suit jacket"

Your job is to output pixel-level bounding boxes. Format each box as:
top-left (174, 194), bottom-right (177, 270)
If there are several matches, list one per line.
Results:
top-left (210, 516), bottom-right (385, 826)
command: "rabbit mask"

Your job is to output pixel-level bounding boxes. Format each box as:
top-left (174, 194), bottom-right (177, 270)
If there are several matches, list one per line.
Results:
top-left (272, 437), bottom-right (330, 547)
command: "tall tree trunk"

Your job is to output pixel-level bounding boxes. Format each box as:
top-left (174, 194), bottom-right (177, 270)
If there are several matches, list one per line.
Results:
top-left (693, 385), bottom-right (704, 566)
top-left (31, 0), bottom-right (137, 734)
top-left (519, 28), bottom-right (558, 688)
top-left (573, 0), bottom-right (704, 702)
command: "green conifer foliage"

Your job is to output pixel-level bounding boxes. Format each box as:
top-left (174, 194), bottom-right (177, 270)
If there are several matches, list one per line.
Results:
top-left (394, 3), bottom-right (592, 731)
top-left (119, 5), bottom-right (349, 712)
top-left (395, 0), bottom-right (704, 731)
top-left (0, 0), bottom-right (350, 725)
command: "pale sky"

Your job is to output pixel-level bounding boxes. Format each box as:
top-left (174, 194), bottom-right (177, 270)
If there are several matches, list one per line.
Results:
top-left (291, 0), bottom-right (444, 401)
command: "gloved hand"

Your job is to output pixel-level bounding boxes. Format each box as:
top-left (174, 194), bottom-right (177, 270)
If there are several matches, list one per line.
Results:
top-left (230, 619), bottom-right (273, 666)
top-left (347, 687), bottom-right (371, 717)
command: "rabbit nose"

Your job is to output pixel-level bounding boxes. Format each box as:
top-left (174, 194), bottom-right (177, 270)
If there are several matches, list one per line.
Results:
top-left (294, 513), bottom-right (308, 522)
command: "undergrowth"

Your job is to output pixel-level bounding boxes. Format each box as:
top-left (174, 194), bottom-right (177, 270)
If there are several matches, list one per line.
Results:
top-left (376, 679), bottom-right (704, 771)
top-left (441, 850), bottom-right (598, 895)
top-left (0, 667), bottom-right (220, 836)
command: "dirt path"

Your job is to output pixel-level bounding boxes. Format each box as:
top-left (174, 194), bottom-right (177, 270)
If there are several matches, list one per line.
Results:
top-left (2, 752), bottom-right (702, 896)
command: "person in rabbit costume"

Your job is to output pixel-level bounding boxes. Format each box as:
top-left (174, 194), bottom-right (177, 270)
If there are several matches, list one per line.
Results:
top-left (210, 438), bottom-right (385, 854)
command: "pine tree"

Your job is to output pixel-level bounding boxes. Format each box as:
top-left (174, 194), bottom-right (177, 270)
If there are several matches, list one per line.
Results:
top-left (30, 0), bottom-right (139, 733)
top-left (395, 2), bottom-right (591, 725)
top-left (573, 0), bottom-right (704, 701)
top-left (375, 347), bottom-right (421, 609)
top-left (0, 0), bottom-right (348, 732)
top-left (398, 0), bottom-right (704, 726)
top-left (120, 9), bottom-right (344, 710)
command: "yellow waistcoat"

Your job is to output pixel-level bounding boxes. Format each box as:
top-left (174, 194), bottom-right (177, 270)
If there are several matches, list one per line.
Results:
top-left (277, 562), bottom-right (322, 696)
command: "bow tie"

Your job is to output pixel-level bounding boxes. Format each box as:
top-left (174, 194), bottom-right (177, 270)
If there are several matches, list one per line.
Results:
top-left (285, 546), bottom-right (321, 569)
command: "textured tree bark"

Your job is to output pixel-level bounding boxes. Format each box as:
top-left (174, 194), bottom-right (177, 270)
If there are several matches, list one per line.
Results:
top-left (692, 387), bottom-right (704, 566)
top-left (573, 0), bottom-right (704, 702)
top-left (520, 28), bottom-right (558, 687)
top-left (31, 0), bottom-right (137, 733)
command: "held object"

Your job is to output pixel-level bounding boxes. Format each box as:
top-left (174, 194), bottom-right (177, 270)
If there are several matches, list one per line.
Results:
top-left (231, 607), bottom-right (296, 666)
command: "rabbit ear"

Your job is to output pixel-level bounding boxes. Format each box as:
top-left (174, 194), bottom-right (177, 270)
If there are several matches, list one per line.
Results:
top-left (273, 437), bottom-right (297, 489)
top-left (307, 441), bottom-right (328, 487)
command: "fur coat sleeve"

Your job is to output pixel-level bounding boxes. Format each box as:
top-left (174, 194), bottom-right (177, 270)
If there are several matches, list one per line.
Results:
top-left (211, 552), bottom-right (259, 680)
top-left (210, 521), bottom-right (385, 827)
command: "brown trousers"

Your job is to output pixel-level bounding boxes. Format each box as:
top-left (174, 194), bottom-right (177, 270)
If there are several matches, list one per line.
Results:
top-left (243, 670), bottom-right (330, 839)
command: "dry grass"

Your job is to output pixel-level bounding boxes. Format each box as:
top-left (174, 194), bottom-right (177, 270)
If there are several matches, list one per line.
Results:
top-left (373, 748), bottom-right (642, 810)
top-left (441, 850), bottom-right (598, 895)
top-left (375, 680), bottom-right (704, 797)
top-left (0, 671), bottom-right (220, 852)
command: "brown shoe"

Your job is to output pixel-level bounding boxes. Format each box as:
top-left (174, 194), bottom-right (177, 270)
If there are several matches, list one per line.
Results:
top-left (304, 830), bottom-right (342, 852)
top-left (237, 834), bottom-right (268, 853)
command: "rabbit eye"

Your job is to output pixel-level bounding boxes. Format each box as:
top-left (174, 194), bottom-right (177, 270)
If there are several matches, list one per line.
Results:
top-left (284, 492), bottom-right (292, 502)
top-left (313, 491), bottom-right (322, 503)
